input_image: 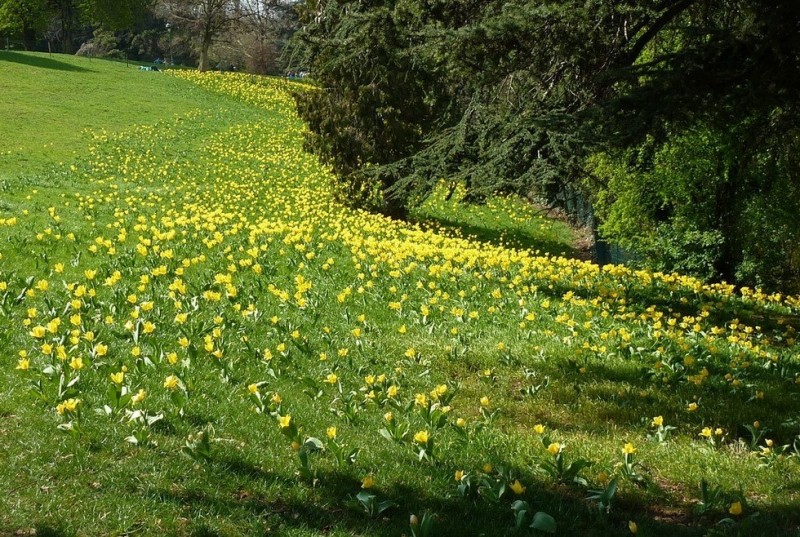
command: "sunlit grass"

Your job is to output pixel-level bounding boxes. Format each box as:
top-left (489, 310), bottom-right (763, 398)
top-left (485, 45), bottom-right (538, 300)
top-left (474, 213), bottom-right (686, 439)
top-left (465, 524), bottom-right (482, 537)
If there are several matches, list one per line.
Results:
top-left (0, 51), bottom-right (208, 178)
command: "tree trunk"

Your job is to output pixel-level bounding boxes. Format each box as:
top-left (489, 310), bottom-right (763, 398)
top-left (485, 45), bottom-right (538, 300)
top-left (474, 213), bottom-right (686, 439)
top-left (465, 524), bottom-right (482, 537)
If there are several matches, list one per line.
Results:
top-left (713, 162), bottom-right (742, 283)
top-left (61, 0), bottom-right (74, 54)
top-left (22, 27), bottom-right (36, 50)
top-left (199, 33), bottom-right (212, 71)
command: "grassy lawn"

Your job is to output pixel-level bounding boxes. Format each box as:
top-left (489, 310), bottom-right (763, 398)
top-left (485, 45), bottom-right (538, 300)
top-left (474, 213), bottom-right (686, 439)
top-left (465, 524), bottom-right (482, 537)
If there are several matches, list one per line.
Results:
top-left (0, 51), bottom-right (205, 178)
top-left (0, 57), bottom-right (799, 537)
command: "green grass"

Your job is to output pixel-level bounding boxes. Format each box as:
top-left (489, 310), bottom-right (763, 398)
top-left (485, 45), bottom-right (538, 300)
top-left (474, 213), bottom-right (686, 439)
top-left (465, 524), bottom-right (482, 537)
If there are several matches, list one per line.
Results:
top-left (0, 61), bottom-right (799, 537)
top-left (411, 182), bottom-right (581, 258)
top-left (0, 51), bottom-right (206, 178)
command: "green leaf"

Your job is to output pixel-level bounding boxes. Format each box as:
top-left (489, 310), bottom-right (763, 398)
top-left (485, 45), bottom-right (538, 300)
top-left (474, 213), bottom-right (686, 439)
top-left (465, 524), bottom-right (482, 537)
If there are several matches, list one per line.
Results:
top-left (304, 437), bottom-right (324, 452)
top-left (530, 511), bottom-right (556, 534)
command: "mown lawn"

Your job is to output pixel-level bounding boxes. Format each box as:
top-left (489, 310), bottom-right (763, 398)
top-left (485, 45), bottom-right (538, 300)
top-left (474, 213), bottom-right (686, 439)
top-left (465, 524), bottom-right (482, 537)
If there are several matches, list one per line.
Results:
top-left (0, 51), bottom-right (203, 178)
top-left (0, 55), bottom-right (799, 537)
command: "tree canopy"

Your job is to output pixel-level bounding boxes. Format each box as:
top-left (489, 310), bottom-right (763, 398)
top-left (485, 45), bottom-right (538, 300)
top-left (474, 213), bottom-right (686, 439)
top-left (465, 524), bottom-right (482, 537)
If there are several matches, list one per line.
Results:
top-left (292, 0), bottom-right (800, 289)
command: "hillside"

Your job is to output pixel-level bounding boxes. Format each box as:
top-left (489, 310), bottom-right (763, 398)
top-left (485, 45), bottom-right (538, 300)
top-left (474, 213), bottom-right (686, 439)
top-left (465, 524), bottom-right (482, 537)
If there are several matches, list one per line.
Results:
top-left (0, 58), bottom-right (799, 536)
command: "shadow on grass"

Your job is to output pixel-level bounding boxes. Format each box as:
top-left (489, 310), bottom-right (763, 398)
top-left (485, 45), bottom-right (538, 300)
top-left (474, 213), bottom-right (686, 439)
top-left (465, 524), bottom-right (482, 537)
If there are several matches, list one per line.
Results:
top-left (0, 51), bottom-right (94, 73)
top-left (413, 214), bottom-right (580, 259)
top-left (532, 357), bottom-right (800, 443)
top-left (146, 453), bottom-right (726, 537)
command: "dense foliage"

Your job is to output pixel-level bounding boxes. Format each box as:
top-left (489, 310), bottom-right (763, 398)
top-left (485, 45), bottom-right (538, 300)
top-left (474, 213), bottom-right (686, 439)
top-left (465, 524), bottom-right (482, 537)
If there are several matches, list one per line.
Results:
top-left (293, 0), bottom-right (800, 289)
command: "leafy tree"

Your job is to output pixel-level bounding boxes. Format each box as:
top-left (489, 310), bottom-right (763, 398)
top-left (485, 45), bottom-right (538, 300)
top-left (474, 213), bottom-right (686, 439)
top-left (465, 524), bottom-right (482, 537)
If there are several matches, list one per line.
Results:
top-left (293, 0), bottom-right (800, 288)
top-left (0, 0), bottom-right (150, 52)
top-left (160, 0), bottom-right (244, 71)
top-left (0, 0), bottom-right (48, 49)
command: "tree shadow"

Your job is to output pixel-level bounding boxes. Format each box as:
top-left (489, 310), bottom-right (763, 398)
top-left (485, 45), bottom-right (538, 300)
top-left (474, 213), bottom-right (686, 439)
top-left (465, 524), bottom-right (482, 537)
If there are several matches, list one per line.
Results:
top-left (529, 357), bottom-right (800, 443)
top-left (413, 214), bottom-right (582, 259)
top-left (146, 460), bottom-right (744, 536)
top-left (0, 52), bottom-right (93, 73)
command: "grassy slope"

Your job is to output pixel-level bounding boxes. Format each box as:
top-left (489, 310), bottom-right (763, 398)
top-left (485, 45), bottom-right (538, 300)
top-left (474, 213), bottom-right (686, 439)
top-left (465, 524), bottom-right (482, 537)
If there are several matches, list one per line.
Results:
top-left (0, 56), bottom-right (798, 537)
top-left (0, 52), bottom-right (203, 178)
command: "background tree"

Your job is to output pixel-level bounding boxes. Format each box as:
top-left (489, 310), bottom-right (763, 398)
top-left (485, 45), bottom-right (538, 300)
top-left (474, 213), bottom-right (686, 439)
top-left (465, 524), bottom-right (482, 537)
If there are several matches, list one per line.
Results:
top-left (160, 0), bottom-right (243, 71)
top-left (0, 0), bottom-right (150, 53)
top-left (234, 0), bottom-right (297, 73)
top-left (0, 0), bottom-right (48, 49)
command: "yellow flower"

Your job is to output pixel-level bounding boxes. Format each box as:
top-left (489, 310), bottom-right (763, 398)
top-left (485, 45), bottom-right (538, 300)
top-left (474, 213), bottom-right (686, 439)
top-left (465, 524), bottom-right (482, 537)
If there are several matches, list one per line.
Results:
top-left (326, 427), bottom-right (337, 439)
top-left (163, 375), bottom-right (180, 390)
top-left (699, 427), bottom-right (713, 438)
top-left (30, 326), bottom-right (46, 338)
top-left (628, 521), bottom-right (638, 534)
top-left (651, 416), bottom-right (664, 427)
top-left (456, 418), bottom-right (466, 428)
top-left (483, 463), bottom-right (493, 473)
top-left (414, 430), bottom-right (429, 444)
top-left (247, 383), bottom-right (259, 395)
top-left (509, 480), bottom-right (526, 495)
top-left (729, 501), bottom-right (742, 516)
top-left (480, 396), bottom-right (490, 408)
top-left (131, 389), bottom-right (147, 404)
top-left (325, 373), bottom-right (338, 384)
top-left (622, 442), bottom-right (636, 455)
top-left (16, 358), bottom-right (30, 370)
top-left (455, 470), bottom-right (464, 481)
top-left (533, 424), bottom-right (546, 434)
top-left (547, 443), bottom-right (561, 456)
top-left (69, 357), bottom-right (84, 370)
top-left (278, 415), bottom-right (292, 429)
top-left (361, 475), bottom-right (375, 489)
top-left (56, 398), bottom-right (80, 415)
top-left (110, 371), bottom-right (124, 385)
top-left (687, 402), bottom-right (699, 412)
top-left (384, 412), bottom-right (394, 422)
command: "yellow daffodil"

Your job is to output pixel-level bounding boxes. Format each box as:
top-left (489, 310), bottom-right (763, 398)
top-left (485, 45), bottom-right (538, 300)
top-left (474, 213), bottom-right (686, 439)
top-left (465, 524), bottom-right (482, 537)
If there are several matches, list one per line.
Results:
top-left (509, 480), bottom-right (526, 495)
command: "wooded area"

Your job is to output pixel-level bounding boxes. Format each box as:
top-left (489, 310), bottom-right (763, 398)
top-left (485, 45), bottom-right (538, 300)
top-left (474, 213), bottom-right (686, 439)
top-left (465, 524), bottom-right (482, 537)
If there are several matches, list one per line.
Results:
top-left (0, 0), bottom-right (298, 73)
top-left (293, 0), bottom-right (800, 291)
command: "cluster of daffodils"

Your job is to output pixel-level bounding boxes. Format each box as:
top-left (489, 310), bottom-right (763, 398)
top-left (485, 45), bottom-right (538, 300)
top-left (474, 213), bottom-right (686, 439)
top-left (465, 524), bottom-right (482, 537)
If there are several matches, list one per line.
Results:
top-left (2, 70), bottom-right (798, 530)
